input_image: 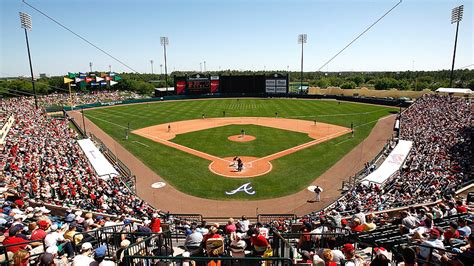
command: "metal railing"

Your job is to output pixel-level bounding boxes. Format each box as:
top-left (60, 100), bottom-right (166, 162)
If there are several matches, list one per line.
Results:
top-left (0, 239), bottom-right (46, 266)
top-left (258, 214), bottom-right (297, 226)
top-left (123, 255), bottom-right (293, 266)
top-left (71, 224), bottom-right (133, 254)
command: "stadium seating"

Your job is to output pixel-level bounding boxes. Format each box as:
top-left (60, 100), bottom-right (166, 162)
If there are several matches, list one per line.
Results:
top-left (0, 93), bottom-right (472, 265)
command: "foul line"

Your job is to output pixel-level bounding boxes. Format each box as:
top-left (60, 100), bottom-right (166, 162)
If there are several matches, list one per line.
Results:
top-left (133, 141), bottom-right (150, 148)
top-left (249, 129), bottom-right (351, 164)
top-left (76, 111), bottom-right (130, 130)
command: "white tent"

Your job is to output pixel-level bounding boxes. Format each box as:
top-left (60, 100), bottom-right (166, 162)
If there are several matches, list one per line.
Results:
top-left (435, 88), bottom-right (473, 94)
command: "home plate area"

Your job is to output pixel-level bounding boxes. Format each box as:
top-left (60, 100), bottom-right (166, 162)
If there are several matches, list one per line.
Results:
top-left (208, 156), bottom-right (272, 178)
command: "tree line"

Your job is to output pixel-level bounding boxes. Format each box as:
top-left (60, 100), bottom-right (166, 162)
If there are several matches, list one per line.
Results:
top-left (1, 69), bottom-right (473, 97)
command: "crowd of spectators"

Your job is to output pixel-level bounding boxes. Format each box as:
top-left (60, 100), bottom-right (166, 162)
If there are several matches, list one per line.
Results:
top-left (314, 94), bottom-right (472, 217)
top-left (38, 90), bottom-right (146, 107)
top-left (0, 97), bottom-right (157, 219)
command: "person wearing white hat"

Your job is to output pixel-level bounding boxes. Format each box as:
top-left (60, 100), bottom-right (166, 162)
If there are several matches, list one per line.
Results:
top-left (72, 242), bottom-right (95, 266)
top-left (116, 240), bottom-right (131, 266)
top-left (44, 223), bottom-right (74, 258)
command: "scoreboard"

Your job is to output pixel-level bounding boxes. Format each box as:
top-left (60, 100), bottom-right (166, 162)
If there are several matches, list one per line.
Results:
top-left (187, 77), bottom-right (210, 94)
top-left (174, 73), bottom-right (288, 95)
top-left (174, 74), bottom-right (219, 95)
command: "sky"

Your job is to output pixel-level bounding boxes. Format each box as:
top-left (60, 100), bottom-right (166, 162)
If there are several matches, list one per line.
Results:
top-left (0, 0), bottom-right (472, 77)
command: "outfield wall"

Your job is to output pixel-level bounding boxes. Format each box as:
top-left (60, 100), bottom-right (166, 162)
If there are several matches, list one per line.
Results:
top-left (308, 87), bottom-right (434, 98)
top-left (58, 93), bottom-right (411, 112)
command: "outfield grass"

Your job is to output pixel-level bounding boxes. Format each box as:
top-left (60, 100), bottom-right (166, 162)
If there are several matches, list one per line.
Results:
top-left (171, 124), bottom-right (313, 158)
top-left (85, 98), bottom-right (397, 200)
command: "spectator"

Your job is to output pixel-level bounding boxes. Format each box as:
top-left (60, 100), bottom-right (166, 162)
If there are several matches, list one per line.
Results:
top-left (72, 242), bottom-right (95, 265)
top-left (458, 217), bottom-right (471, 237)
top-left (443, 222), bottom-right (460, 244)
top-left (370, 247), bottom-right (390, 266)
top-left (150, 213), bottom-right (162, 233)
top-left (248, 227), bottom-right (270, 256)
top-left (44, 223), bottom-right (74, 258)
top-left (225, 218), bottom-right (236, 234)
top-left (3, 224), bottom-right (29, 253)
top-left (185, 224), bottom-right (203, 255)
top-left (401, 247), bottom-right (417, 266)
top-left (362, 214), bottom-right (377, 232)
top-left (341, 244), bottom-right (364, 266)
top-left (12, 249), bottom-right (30, 266)
top-left (238, 215), bottom-right (250, 233)
top-left (417, 229), bottom-right (444, 261)
top-left (94, 245), bottom-right (115, 265)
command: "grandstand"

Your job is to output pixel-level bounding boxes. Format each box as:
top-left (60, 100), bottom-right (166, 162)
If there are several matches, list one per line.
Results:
top-left (0, 92), bottom-right (472, 265)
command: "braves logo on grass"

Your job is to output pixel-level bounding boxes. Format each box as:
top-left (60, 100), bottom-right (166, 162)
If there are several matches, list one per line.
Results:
top-left (225, 182), bottom-right (256, 195)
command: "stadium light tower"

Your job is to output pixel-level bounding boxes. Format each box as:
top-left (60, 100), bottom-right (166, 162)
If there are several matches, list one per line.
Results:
top-left (449, 5), bottom-right (464, 87)
top-left (89, 62), bottom-right (93, 73)
top-left (150, 59), bottom-right (154, 74)
top-left (19, 12), bottom-right (38, 109)
top-left (160, 36), bottom-right (169, 90)
top-left (298, 34), bottom-right (307, 94)
top-left (160, 64), bottom-right (163, 74)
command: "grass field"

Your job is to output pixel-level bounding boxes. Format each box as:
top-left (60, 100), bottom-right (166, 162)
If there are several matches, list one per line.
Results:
top-left (171, 124), bottom-right (313, 158)
top-left (84, 98), bottom-right (397, 200)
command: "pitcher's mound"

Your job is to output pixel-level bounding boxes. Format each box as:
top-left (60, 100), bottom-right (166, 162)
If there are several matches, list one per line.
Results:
top-left (209, 156), bottom-right (272, 178)
top-left (228, 135), bottom-right (256, 142)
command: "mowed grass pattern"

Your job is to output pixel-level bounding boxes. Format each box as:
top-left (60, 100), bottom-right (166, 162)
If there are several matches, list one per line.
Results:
top-left (171, 124), bottom-right (313, 158)
top-left (85, 99), bottom-right (397, 200)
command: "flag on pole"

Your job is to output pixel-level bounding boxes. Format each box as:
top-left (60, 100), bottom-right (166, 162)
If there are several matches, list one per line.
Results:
top-left (109, 72), bottom-right (116, 76)
top-left (100, 72), bottom-right (107, 78)
top-left (99, 81), bottom-right (107, 86)
top-left (63, 77), bottom-right (74, 84)
top-left (114, 75), bottom-right (122, 81)
top-left (90, 82), bottom-right (98, 86)
top-left (105, 76), bottom-right (113, 81)
top-left (68, 72), bottom-right (77, 79)
top-left (110, 80), bottom-right (118, 86)
top-left (85, 77), bottom-right (93, 83)
top-left (75, 77), bottom-right (84, 83)
top-left (96, 77), bottom-right (104, 82)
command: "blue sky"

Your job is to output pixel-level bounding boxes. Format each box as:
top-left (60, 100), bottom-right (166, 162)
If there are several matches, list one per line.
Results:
top-left (1, 0), bottom-right (472, 77)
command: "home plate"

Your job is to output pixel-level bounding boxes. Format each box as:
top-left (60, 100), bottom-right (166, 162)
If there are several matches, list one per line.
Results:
top-left (151, 182), bottom-right (166, 189)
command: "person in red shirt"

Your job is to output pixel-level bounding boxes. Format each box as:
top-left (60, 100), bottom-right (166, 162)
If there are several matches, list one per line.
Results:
top-left (249, 227), bottom-right (270, 256)
top-left (30, 220), bottom-right (48, 241)
top-left (150, 213), bottom-right (161, 233)
top-left (2, 225), bottom-right (29, 253)
top-left (350, 218), bottom-right (364, 233)
top-left (203, 226), bottom-right (223, 243)
top-left (443, 222), bottom-right (460, 244)
top-left (455, 200), bottom-right (468, 213)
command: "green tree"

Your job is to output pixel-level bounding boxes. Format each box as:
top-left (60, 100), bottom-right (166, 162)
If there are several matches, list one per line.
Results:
top-left (340, 81), bottom-right (356, 90)
top-left (467, 79), bottom-right (474, 89)
top-left (316, 78), bottom-right (330, 88)
top-left (347, 75), bottom-right (364, 86)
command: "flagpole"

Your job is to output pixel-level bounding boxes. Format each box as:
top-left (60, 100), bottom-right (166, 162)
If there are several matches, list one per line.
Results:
top-left (68, 82), bottom-right (73, 108)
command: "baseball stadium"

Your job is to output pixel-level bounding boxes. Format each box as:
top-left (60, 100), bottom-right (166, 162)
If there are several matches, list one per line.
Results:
top-left (1, 0), bottom-right (473, 265)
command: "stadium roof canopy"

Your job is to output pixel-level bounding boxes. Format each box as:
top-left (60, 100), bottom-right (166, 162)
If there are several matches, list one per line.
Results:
top-left (435, 88), bottom-right (473, 94)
